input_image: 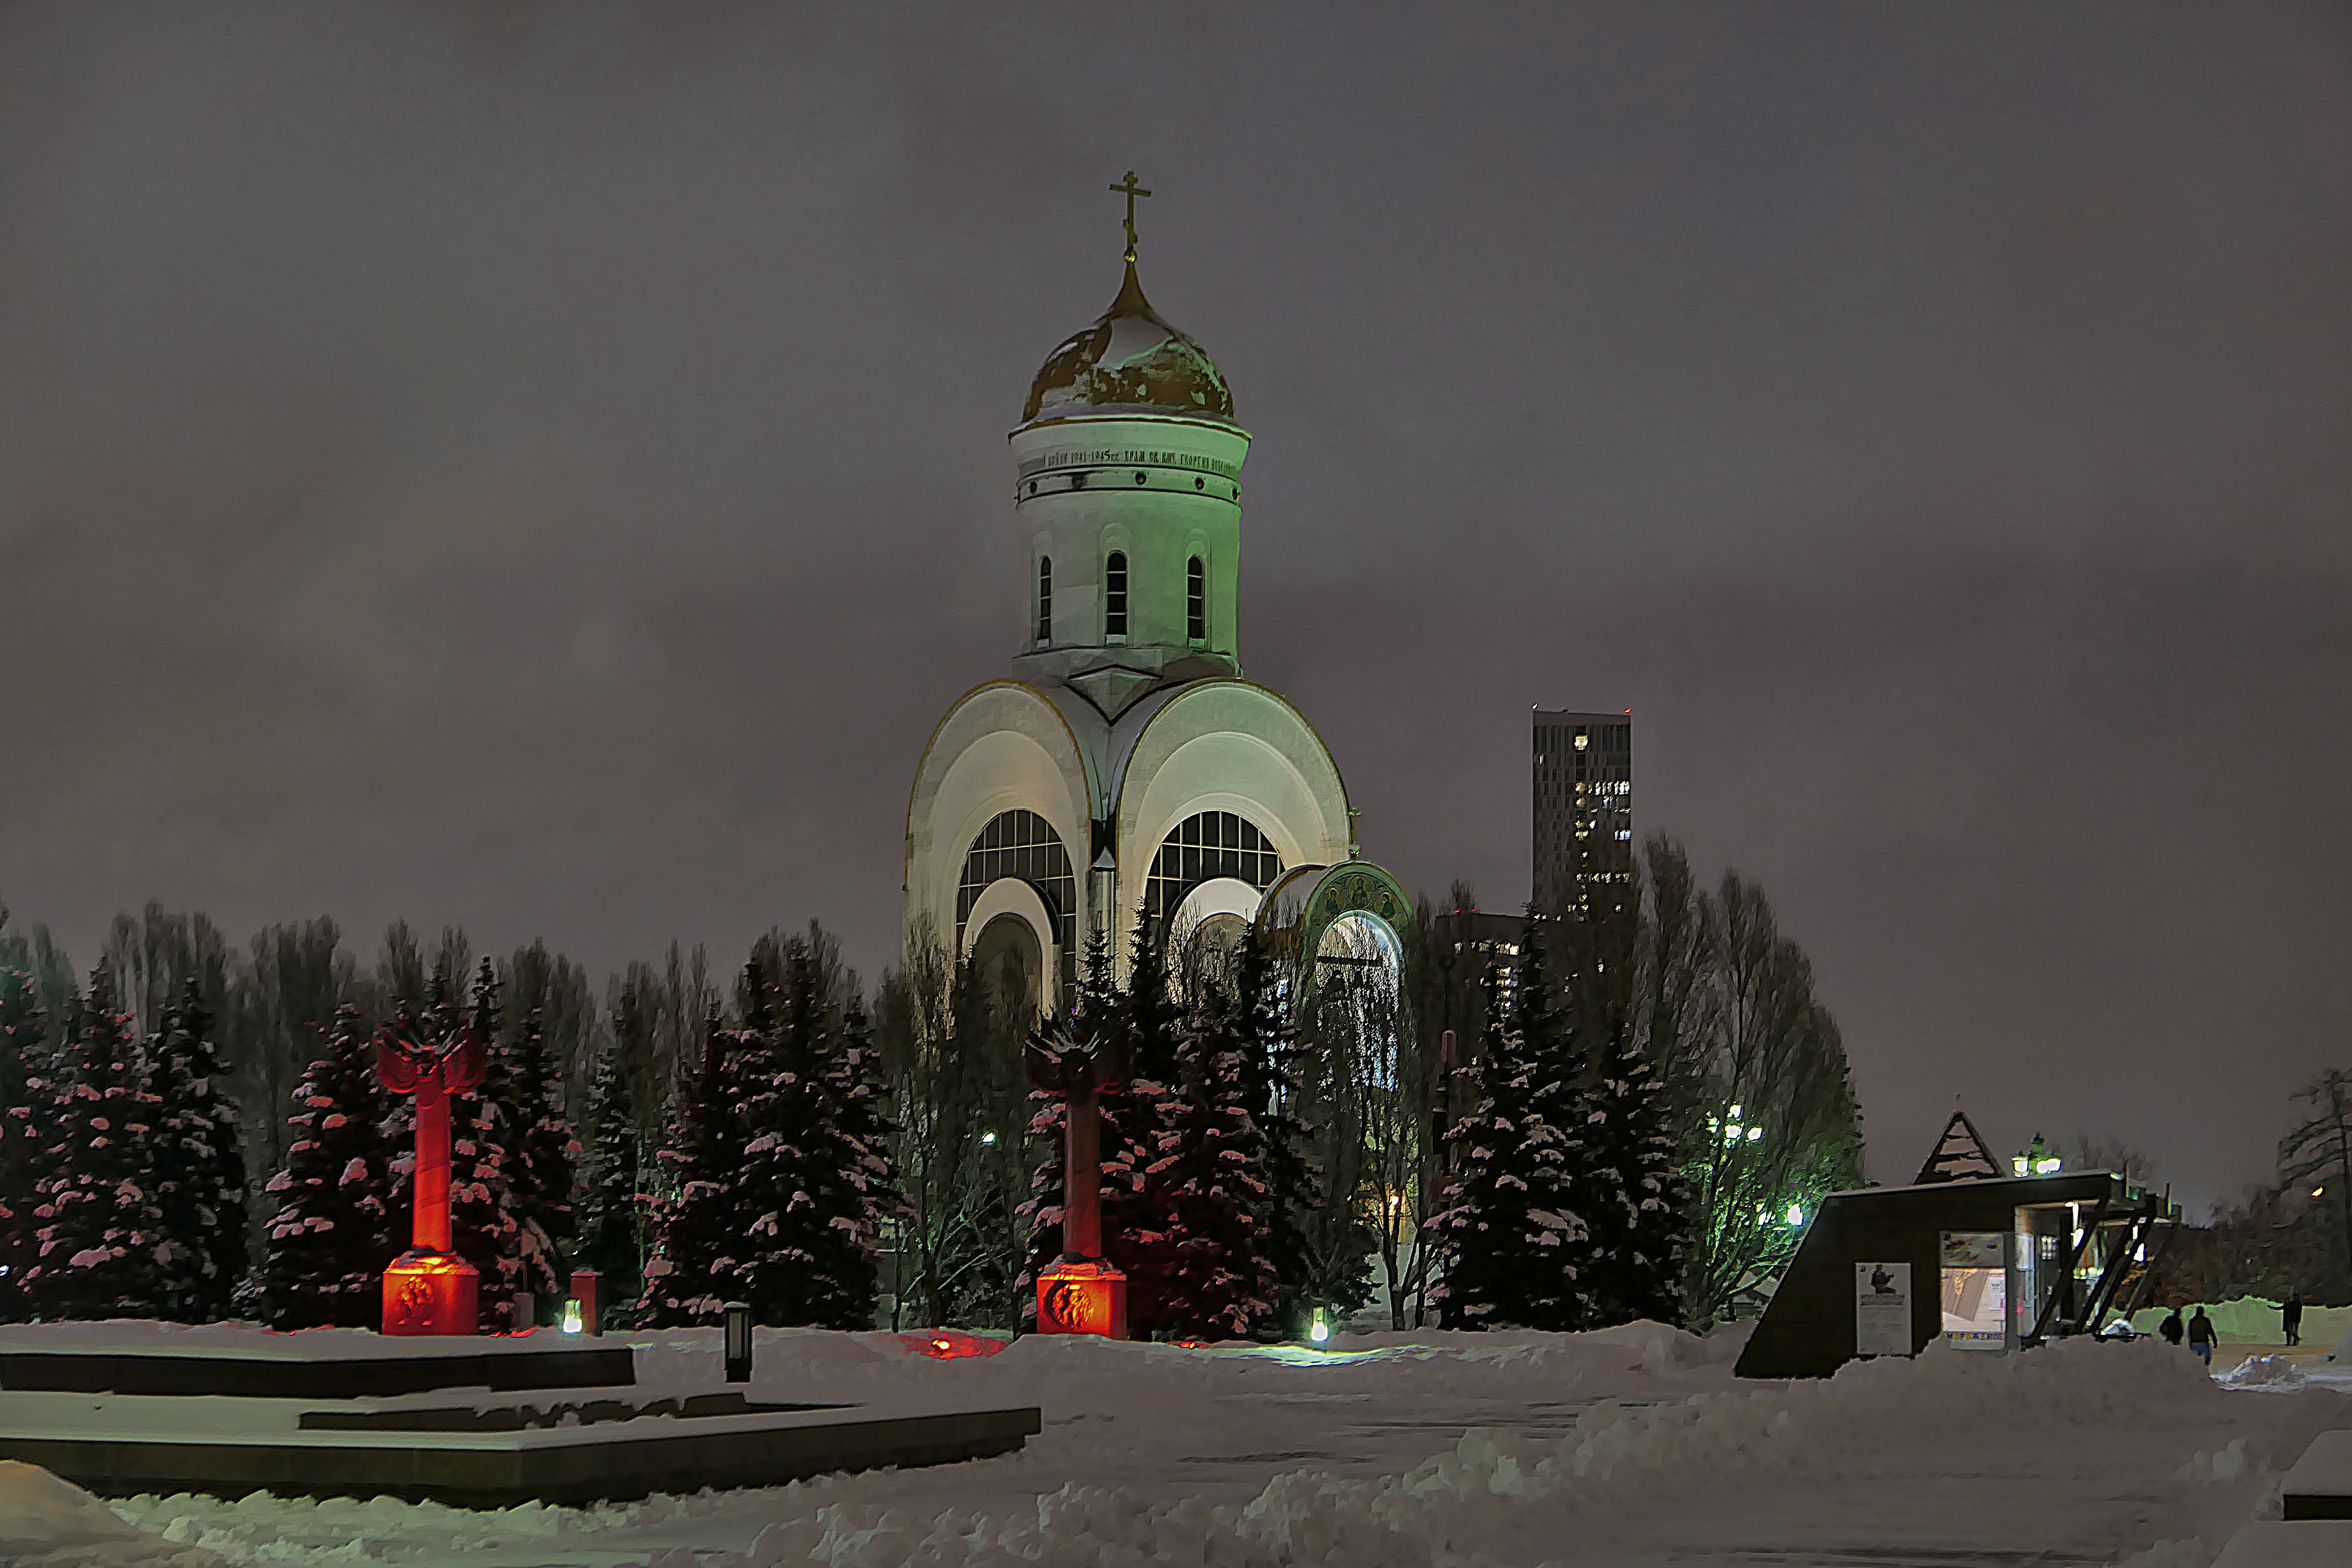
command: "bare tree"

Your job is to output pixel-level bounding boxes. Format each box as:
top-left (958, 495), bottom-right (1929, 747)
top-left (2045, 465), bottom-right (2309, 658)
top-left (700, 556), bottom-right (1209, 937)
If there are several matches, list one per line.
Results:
top-left (228, 918), bottom-right (361, 1185)
top-left (1637, 838), bottom-right (1864, 1324)
top-left (2280, 1068), bottom-right (2352, 1281)
top-left (877, 918), bottom-right (1029, 1330)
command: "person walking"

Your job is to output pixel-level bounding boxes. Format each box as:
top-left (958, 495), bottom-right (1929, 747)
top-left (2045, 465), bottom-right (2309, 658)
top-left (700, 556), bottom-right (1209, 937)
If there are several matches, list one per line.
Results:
top-left (2158, 1306), bottom-right (2185, 1346)
top-left (2284, 1293), bottom-right (2303, 1348)
top-left (2187, 1306), bottom-right (2217, 1366)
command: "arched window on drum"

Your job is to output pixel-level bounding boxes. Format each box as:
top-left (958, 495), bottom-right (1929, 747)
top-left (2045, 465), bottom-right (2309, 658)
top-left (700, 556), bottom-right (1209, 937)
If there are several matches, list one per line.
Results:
top-left (1142, 811), bottom-right (1282, 931)
top-left (955, 809), bottom-right (1077, 997)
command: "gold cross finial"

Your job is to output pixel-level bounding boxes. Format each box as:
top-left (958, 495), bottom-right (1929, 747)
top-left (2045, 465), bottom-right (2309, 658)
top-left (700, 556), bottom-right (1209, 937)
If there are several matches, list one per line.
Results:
top-left (1109, 170), bottom-right (1151, 262)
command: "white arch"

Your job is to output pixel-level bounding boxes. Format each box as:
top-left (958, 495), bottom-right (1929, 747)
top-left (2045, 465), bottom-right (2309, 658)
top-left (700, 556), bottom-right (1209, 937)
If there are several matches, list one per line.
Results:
top-left (905, 682), bottom-right (1093, 963)
top-left (961, 878), bottom-right (1059, 1014)
top-left (1110, 682), bottom-right (1350, 961)
top-left (1170, 875), bottom-right (1264, 932)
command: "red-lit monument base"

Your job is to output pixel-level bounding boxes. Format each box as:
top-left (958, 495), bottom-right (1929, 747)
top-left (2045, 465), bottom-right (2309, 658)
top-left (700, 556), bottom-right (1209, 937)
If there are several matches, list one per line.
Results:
top-left (382, 1250), bottom-right (480, 1336)
top-left (1035, 1260), bottom-right (1127, 1338)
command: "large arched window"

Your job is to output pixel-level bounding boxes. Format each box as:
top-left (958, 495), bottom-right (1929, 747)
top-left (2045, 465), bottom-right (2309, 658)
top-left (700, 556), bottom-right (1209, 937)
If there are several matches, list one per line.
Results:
top-left (1036, 557), bottom-right (1052, 645)
top-left (1104, 551), bottom-right (1128, 639)
top-left (1143, 811), bottom-right (1282, 928)
top-left (1186, 555), bottom-right (1205, 642)
top-left (956, 809), bottom-right (1076, 991)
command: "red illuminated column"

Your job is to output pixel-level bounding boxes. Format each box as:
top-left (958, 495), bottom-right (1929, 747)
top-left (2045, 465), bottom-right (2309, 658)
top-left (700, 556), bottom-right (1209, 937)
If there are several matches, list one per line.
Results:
top-left (1062, 1080), bottom-right (1101, 1262)
top-left (1026, 1028), bottom-right (1129, 1338)
top-left (411, 1080), bottom-right (452, 1252)
top-left (377, 1027), bottom-right (486, 1336)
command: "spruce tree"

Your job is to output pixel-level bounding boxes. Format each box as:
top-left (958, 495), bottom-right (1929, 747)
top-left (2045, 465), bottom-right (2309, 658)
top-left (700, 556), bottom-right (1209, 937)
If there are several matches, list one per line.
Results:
top-left (257, 1004), bottom-right (395, 1327)
top-left (1157, 977), bottom-right (1275, 1340)
top-left (739, 943), bottom-right (897, 1328)
top-left (1101, 916), bottom-right (1184, 1334)
top-left (1427, 931), bottom-right (1592, 1330)
top-left (149, 979), bottom-right (249, 1322)
top-left (0, 966), bottom-right (49, 1321)
top-left (578, 1023), bottom-right (643, 1313)
top-left (446, 961), bottom-right (525, 1331)
top-left (1568, 1025), bottom-right (1688, 1327)
top-left (25, 968), bottom-right (166, 1320)
top-left (1231, 927), bottom-right (1332, 1335)
top-left (495, 1006), bottom-right (579, 1313)
top-left (637, 1009), bottom-right (739, 1326)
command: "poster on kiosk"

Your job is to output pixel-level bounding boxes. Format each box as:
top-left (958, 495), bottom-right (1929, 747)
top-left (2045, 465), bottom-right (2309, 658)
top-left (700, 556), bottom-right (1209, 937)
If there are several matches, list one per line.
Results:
top-left (1855, 1262), bottom-right (1913, 1357)
top-left (1939, 1231), bottom-right (2009, 1351)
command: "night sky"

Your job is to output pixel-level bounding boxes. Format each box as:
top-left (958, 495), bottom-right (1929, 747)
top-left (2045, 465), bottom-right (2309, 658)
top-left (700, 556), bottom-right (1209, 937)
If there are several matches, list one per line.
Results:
top-left (1, 5), bottom-right (2345, 1212)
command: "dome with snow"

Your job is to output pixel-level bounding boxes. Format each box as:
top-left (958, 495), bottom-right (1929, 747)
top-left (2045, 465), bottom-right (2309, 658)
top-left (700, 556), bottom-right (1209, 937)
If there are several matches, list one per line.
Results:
top-left (1021, 260), bottom-right (1235, 427)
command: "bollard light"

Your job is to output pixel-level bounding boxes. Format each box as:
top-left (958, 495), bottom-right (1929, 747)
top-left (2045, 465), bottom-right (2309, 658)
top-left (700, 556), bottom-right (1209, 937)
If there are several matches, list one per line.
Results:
top-left (570, 1268), bottom-right (602, 1337)
top-left (723, 1302), bottom-right (753, 1383)
top-left (561, 1298), bottom-right (582, 1335)
top-left (1309, 1306), bottom-right (1330, 1345)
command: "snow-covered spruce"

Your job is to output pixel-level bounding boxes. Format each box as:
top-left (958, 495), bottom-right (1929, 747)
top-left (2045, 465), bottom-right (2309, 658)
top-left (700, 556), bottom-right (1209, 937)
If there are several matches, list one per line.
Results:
top-left (641, 937), bottom-right (899, 1329)
top-left (1428, 931), bottom-right (1593, 1330)
top-left (146, 979), bottom-right (248, 1324)
top-left (578, 1016), bottom-right (645, 1310)
top-left (490, 1002), bottom-right (580, 1312)
top-left (1155, 971), bottom-right (1276, 1340)
top-left (0, 965), bottom-right (52, 1321)
top-left (254, 1002), bottom-right (394, 1329)
top-left (1560, 1022), bottom-right (1688, 1330)
top-left (1231, 926), bottom-right (1336, 1337)
top-left (23, 965), bottom-right (167, 1320)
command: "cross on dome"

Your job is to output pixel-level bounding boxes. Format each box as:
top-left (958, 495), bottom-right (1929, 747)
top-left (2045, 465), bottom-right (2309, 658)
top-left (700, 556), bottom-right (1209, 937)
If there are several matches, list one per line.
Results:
top-left (1109, 170), bottom-right (1151, 262)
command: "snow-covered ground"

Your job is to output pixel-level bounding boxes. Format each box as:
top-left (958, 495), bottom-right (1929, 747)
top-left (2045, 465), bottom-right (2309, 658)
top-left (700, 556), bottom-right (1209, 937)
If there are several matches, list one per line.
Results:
top-left (9, 1321), bottom-right (2349, 1567)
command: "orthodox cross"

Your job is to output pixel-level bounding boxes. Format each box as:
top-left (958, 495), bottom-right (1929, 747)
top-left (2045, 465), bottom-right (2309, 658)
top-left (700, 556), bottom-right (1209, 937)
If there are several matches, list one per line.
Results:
top-left (1109, 170), bottom-right (1151, 262)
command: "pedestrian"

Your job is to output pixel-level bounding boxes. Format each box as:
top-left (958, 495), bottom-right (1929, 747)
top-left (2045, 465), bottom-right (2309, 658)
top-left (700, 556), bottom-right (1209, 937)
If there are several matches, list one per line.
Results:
top-left (2158, 1306), bottom-right (2184, 1346)
top-left (2284, 1293), bottom-right (2303, 1348)
top-left (2187, 1306), bottom-right (2216, 1366)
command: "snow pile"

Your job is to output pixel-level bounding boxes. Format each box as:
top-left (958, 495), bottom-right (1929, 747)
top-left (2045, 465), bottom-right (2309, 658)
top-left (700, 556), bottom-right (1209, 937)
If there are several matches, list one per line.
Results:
top-left (0, 1461), bottom-right (229, 1568)
top-left (2220, 1354), bottom-right (2308, 1391)
top-left (2129, 1297), bottom-right (2352, 1347)
top-left (623, 1336), bottom-right (2221, 1568)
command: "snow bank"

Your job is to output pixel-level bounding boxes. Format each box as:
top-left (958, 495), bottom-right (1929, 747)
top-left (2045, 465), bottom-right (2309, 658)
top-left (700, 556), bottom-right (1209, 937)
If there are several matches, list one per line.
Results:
top-left (624, 1336), bottom-right (2228, 1568)
top-left (2129, 1298), bottom-right (2352, 1348)
top-left (0, 1461), bottom-right (228, 1568)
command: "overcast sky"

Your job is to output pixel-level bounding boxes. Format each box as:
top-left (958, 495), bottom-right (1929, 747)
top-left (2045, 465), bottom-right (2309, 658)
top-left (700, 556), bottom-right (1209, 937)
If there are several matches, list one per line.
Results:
top-left (0, 3), bottom-right (2345, 1210)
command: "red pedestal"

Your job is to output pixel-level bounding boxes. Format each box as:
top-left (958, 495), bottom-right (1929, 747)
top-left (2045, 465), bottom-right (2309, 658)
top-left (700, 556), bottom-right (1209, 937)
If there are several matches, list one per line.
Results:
top-left (382, 1250), bottom-right (480, 1336)
top-left (1036, 1259), bottom-right (1128, 1338)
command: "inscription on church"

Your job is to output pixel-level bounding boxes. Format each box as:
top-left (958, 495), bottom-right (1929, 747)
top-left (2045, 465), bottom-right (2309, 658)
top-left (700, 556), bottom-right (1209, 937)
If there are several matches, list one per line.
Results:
top-left (1018, 446), bottom-right (1242, 482)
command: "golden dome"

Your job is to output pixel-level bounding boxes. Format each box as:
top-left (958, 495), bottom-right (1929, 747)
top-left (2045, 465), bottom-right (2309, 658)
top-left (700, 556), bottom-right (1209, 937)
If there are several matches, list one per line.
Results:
top-left (1021, 261), bottom-right (1235, 426)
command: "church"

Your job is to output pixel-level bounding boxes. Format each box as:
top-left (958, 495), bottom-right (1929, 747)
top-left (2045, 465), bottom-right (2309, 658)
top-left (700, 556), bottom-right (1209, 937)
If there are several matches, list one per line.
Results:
top-left (904, 179), bottom-right (1410, 1011)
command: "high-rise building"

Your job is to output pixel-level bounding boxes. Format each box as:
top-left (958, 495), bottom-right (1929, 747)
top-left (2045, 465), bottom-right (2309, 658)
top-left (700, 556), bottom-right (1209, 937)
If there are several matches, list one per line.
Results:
top-left (1531, 709), bottom-right (1633, 920)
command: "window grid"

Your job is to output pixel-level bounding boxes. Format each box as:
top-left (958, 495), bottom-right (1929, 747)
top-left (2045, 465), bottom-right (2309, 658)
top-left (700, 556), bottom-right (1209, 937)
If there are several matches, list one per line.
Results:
top-left (1143, 811), bottom-right (1282, 928)
top-left (1186, 556), bottom-right (1205, 642)
top-left (955, 810), bottom-right (1076, 987)
top-left (1036, 557), bottom-right (1052, 644)
top-left (1105, 552), bottom-right (1128, 638)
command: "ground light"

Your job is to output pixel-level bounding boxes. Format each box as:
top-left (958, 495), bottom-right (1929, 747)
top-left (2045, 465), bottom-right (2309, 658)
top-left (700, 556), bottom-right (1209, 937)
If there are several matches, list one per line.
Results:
top-left (1309, 1307), bottom-right (1331, 1344)
top-left (561, 1298), bottom-right (583, 1335)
